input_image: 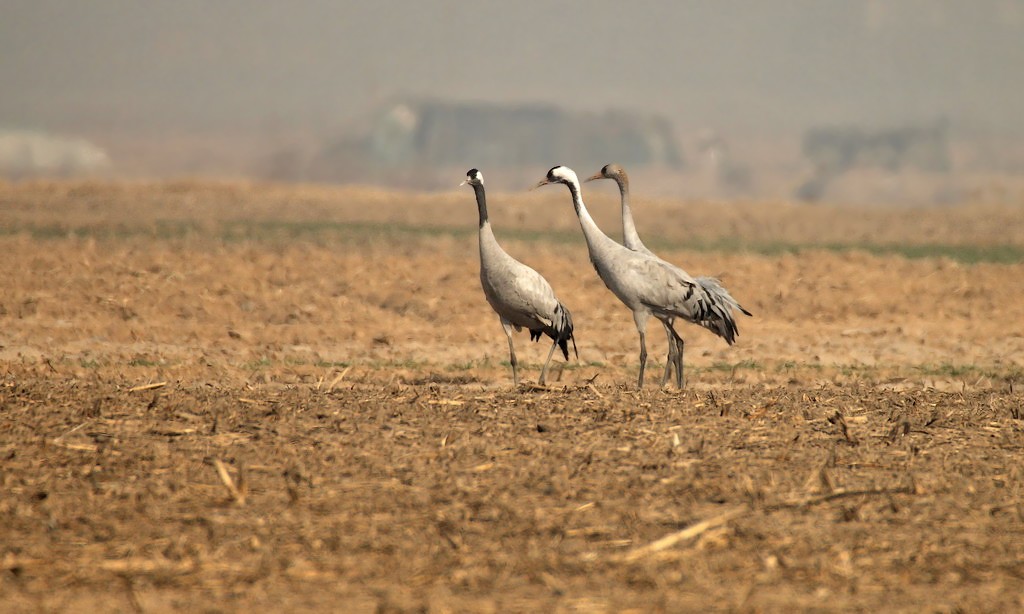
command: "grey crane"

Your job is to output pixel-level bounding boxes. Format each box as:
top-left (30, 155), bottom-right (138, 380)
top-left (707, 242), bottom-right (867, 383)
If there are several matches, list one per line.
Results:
top-left (462, 168), bottom-right (577, 386)
top-left (584, 163), bottom-right (751, 387)
top-left (534, 165), bottom-right (749, 389)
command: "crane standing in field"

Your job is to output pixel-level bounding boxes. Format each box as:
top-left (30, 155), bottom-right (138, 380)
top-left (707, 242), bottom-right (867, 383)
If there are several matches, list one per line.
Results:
top-left (534, 165), bottom-right (748, 389)
top-left (462, 169), bottom-right (577, 386)
top-left (584, 163), bottom-right (751, 388)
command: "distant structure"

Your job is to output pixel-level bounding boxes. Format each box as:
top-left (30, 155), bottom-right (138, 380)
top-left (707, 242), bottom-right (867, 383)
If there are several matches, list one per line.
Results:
top-left (293, 100), bottom-right (684, 189)
top-left (0, 131), bottom-right (111, 179)
top-left (694, 129), bottom-right (752, 193)
top-left (796, 119), bottom-right (951, 202)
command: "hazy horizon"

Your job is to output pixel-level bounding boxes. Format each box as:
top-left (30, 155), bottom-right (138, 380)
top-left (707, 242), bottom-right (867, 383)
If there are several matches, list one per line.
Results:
top-left (3, 1), bottom-right (1023, 137)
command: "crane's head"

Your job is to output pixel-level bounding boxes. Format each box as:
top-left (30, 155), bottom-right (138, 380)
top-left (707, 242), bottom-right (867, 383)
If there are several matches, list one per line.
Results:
top-left (532, 165), bottom-right (579, 190)
top-left (460, 168), bottom-right (484, 187)
top-left (584, 163), bottom-right (627, 184)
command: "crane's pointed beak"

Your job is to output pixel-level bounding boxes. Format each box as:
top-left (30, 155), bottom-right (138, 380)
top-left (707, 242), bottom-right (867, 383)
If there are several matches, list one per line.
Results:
top-left (459, 179), bottom-right (468, 187)
top-left (531, 179), bottom-right (550, 191)
top-left (583, 172), bottom-right (603, 183)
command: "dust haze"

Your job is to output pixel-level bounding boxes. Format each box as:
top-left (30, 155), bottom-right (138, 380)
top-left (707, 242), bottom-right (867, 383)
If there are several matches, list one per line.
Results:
top-left (2, 1), bottom-right (1023, 199)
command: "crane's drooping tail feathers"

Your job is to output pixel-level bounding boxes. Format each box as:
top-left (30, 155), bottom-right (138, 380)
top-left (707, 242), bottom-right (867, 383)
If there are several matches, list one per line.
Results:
top-left (699, 300), bottom-right (740, 344)
top-left (649, 277), bottom-right (751, 346)
top-left (694, 276), bottom-right (752, 345)
top-left (556, 301), bottom-right (579, 361)
top-left (697, 276), bottom-right (753, 316)
top-left (529, 301), bottom-right (577, 361)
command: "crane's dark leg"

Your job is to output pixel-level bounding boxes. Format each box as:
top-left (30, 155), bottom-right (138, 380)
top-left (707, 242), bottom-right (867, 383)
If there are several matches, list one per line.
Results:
top-left (668, 325), bottom-right (685, 388)
top-left (633, 311), bottom-right (651, 389)
top-left (638, 331), bottom-right (648, 389)
top-left (500, 319), bottom-right (520, 386)
top-left (539, 340), bottom-right (559, 385)
top-left (660, 319), bottom-right (676, 387)
top-left (677, 337), bottom-right (685, 388)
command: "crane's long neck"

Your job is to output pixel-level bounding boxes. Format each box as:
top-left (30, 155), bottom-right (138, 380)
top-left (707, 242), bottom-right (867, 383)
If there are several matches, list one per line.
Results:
top-left (617, 177), bottom-right (644, 251)
top-left (566, 180), bottom-right (617, 253)
top-left (472, 183), bottom-right (488, 228)
top-left (472, 182), bottom-right (501, 260)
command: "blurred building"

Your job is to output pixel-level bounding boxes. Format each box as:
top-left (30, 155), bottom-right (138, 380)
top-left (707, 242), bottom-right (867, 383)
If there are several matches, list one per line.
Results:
top-left (796, 119), bottom-right (952, 202)
top-left (284, 100), bottom-right (684, 189)
top-left (0, 130), bottom-right (111, 179)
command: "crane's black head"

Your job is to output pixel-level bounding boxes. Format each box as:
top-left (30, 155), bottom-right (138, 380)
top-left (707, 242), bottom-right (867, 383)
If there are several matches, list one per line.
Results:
top-left (461, 168), bottom-right (484, 187)
top-left (532, 165), bottom-right (579, 190)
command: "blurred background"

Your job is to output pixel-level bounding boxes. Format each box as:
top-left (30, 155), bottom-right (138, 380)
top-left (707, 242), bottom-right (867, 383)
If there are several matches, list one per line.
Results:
top-left (2, 0), bottom-right (1023, 203)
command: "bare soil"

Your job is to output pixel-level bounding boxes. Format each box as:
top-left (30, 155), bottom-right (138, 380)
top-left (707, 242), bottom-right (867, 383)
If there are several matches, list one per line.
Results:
top-left (2, 181), bottom-right (1023, 612)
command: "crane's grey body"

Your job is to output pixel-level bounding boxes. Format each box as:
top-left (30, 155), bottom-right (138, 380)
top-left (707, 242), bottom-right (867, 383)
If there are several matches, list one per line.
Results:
top-left (585, 163), bottom-right (751, 387)
top-left (463, 169), bottom-right (575, 386)
top-left (478, 229), bottom-right (573, 342)
top-left (537, 165), bottom-right (748, 389)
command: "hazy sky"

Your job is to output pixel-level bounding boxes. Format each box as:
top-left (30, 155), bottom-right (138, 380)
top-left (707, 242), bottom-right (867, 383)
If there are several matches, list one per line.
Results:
top-left (3, 0), bottom-right (1023, 136)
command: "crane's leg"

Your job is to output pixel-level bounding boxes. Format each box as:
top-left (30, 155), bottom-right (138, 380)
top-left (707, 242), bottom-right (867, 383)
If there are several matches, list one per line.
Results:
top-left (677, 336), bottom-right (685, 388)
top-left (638, 332), bottom-right (649, 389)
top-left (668, 325), bottom-right (685, 388)
top-left (633, 311), bottom-right (651, 389)
top-left (500, 319), bottom-right (520, 386)
top-left (538, 340), bottom-right (559, 386)
top-left (660, 319), bottom-right (677, 387)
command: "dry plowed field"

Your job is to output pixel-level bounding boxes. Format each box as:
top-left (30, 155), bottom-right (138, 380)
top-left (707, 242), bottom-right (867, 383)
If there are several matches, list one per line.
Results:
top-left (2, 180), bottom-right (1024, 612)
